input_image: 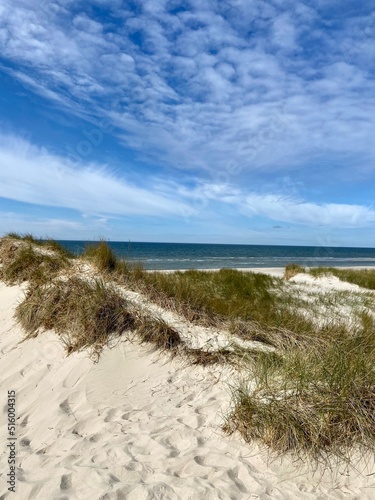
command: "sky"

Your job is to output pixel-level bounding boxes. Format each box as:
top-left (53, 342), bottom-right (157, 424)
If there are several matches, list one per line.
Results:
top-left (0, 0), bottom-right (374, 246)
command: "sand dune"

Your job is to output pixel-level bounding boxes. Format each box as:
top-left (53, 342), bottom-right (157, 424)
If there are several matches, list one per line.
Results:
top-left (0, 281), bottom-right (374, 499)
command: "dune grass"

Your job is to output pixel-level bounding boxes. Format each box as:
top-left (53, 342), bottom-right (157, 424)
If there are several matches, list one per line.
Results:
top-left (182, 346), bottom-right (242, 367)
top-left (4, 236), bottom-right (375, 464)
top-left (83, 240), bottom-right (119, 272)
top-left (0, 243), bottom-right (70, 285)
top-left (132, 314), bottom-right (181, 351)
top-left (309, 266), bottom-right (375, 290)
top-left (126, 265), bottom-right (350, 350)
top-left (80, 242), bottom-right (281, 329)
top-left (83, 240), bottom-right (132, 275)
top-left (16, 277), bottom-right (135, 354)
top-left (224, 313), bottom-right (375, 463)
top-left (283, 262), bottom-right (375, 291)
top-left (4, 232), bottom-right (74, 258)
top-left (126, 267), bottom-right (279, 323)
top-left (284, 263), bottom-right (305, 280)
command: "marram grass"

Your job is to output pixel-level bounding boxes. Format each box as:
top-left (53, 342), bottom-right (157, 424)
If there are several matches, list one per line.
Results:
top-left (0, 241), bottom-right (70, 285)
top-left (224, 314), bottom-right (375, 463)
top-left (16, 277), bottom-right (135, 354)
top-left (3, 235), bottom-right (375, 465)
top-left (310, 266), bottom-right (375, 290)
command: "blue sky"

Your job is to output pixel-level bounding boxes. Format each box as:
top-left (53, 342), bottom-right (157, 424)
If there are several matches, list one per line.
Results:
top-left (0, 0), bottom-right (374, 246)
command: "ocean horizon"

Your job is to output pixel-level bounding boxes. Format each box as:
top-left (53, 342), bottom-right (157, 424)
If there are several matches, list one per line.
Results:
top-left (58, 241), bottom-right (375, 271)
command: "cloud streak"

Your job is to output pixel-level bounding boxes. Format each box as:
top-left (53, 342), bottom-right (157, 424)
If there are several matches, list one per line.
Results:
top-left (0, 133), bottom-right (374, 233)
top-left (243, 193), bottom-right (375, 228)
top-left (0, 134), bottom-right (194, 218)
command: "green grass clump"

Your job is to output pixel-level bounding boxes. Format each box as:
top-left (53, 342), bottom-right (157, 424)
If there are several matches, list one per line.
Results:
top-left (3, 233), bottom-right (74, 258)
top-left (310, 267), bottom-right (375, 290)
top-left (125, 266), bottom-right (351, 350)
top-left (133, 314), bottom-right (181, 351)
top-left (182, 347), bottom-right (240, 366)
top-left (83, 241), bottom-right (130, 275)
top-left (224, 314), bottom-right (375, 463)
top-left (0, 244), bottom-right (70, 285)
top-left (83, 240), bottom-right (118, 272)
top-left (16, 277), bottom-right (135, 354)
top-left (132, 268), bottom-right (278, 324)
top-left (284, 263), bottom-right (306, 280)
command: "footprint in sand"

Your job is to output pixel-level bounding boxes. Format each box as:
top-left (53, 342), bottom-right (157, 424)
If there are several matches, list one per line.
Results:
top-left (104, 408), bottom-right (122, 423)
top-left (20, 415), bottom-right (29, 428)
top-left (60, 473), bottom-right (72, 491)
top-left (20, 437), bottom-right (31, 448)
top-left (176, 392), bottom-right (195, 408)
top-left (59, 399), bottom-right (72, 415)
top-left (0, 344), bottom-right (17, 355)
top-left (227, 467), bottom-right (248, 494)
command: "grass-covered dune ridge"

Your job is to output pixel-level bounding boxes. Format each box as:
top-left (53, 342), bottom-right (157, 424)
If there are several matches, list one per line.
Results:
top-left (1, 233), bottom-right (375, 466)
top-left (285, 262), bottom-right (375, 290)
top-left (224, 312), bottom-right (375, 462)
top-left (0, 236), bottom-right (72, 285)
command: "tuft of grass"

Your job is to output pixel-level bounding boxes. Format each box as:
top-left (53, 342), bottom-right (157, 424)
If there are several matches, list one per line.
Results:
top-left (3, 233), bottom-right (74, 258)
top-left (133, 314), bottom-right (181, 351)
top-left (128, 268), bottom-right (279, 325)
top-left (83, 240), bottom-right (119, 272)
top-left (0, 244), bottom-right (70, 285)
top-left (4, 232), bottom-right (23, 240)
top-left (284, 263), bottom-right (306, 280)
top-left (230, 310), bottom-right (350, 351)
top-left (224, 314), bottom-right (375, 463)
top-left (124, 266), bottom-right (352, 352)
top-left (182, 347), bottom-right (239, 366)
top-left (310, 267), bottom-right (375, 290)
top-left (16, 277), bottom-right (135, 355)
top-left (42, 239), bottom-right (75, 259)
top-left (82, 240), bottom-right (132, 276)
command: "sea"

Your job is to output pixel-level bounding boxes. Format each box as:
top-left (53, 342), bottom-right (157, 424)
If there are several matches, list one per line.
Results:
top-left (58, 241), bottom-right (375, 271)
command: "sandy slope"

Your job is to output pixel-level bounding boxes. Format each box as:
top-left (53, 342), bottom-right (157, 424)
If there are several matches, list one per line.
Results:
top-left (0, 282), bottom-right (375, 499)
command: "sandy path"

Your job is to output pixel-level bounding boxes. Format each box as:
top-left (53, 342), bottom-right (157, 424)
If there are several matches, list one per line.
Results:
top-left (0, 282), bottom-right (374, 499)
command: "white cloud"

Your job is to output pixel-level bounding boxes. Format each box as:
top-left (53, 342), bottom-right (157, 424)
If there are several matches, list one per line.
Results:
top-left (0, 132), bottom-right (374, 234)
top-left (162, 179), bottom-right (375, 229)
top-left (0, 211), bottom-right (90, 239)
top-left (0, 0), bottom-right (374, 180)
top-left (243, 193), bottom-right (375, 228)
top-left (0, 134), bottom-right (195, 218)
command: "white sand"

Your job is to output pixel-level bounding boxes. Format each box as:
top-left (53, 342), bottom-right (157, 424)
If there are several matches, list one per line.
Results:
top-left (1, 281), bottom-right (375, 499)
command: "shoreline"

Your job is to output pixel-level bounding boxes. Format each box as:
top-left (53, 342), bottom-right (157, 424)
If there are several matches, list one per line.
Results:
top-left (152, 265), bottom-right (375, 278)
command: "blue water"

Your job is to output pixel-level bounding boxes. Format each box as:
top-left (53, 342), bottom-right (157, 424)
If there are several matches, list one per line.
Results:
top-left (58, 241), bottom-right (375, 271)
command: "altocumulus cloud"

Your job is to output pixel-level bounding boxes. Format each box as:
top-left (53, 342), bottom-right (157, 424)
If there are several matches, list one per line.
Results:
top-left (1, 0), bottom-right (375, 175)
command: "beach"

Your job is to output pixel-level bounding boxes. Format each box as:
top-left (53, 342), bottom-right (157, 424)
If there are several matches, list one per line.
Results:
top-left (1, 280), bottom-right (375, 499)
top-left (1, 237), bottom-right (375, 498)
top-left (2, 1), bottom-right (375, 497)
